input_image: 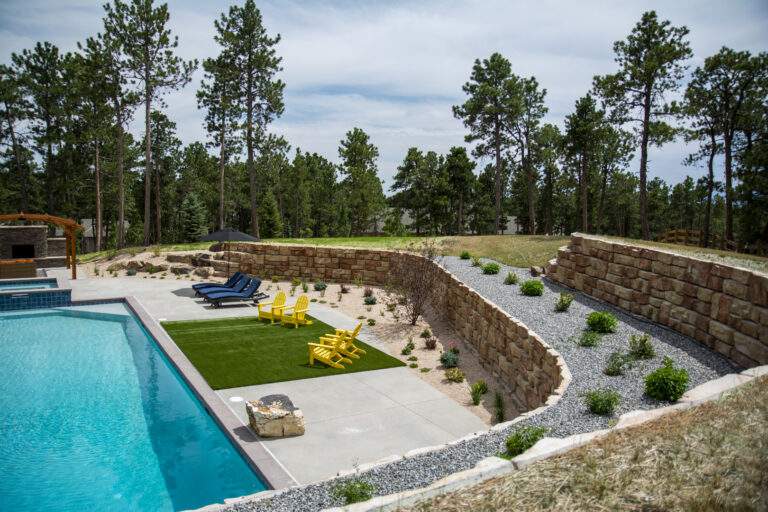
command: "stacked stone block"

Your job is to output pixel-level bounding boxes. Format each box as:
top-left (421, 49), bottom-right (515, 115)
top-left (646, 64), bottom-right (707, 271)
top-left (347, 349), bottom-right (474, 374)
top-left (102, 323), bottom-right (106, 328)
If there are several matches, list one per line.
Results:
top-left (546, 233), bottom-right (768, 367)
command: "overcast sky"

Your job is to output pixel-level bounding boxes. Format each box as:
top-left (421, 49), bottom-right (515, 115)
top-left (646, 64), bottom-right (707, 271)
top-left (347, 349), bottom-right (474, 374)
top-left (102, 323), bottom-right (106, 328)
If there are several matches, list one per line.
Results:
top-left (1, 0), bottom-right (767, 190)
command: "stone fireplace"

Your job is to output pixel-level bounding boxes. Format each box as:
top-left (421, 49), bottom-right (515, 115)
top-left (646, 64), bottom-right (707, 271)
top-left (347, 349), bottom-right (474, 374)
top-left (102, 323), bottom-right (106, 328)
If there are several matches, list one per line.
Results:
top-left (0, 225), bottom-right (67, 268)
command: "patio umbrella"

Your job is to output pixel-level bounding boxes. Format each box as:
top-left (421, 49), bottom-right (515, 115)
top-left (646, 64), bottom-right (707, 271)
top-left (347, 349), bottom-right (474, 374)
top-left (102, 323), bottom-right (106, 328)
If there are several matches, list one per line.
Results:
top-left (200, 228), bottom-right (259, 276)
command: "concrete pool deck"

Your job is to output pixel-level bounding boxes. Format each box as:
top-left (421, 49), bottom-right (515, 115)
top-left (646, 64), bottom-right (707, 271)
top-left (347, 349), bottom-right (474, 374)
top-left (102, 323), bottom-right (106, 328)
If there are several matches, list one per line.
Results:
top-left (57, 269), bottom-right (487, 485)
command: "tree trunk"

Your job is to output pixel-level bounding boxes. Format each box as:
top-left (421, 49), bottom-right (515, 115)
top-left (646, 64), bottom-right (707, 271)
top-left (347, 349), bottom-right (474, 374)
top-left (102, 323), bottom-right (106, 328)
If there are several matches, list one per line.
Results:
top-left (580, 154), bottom-right (589, 232)
top-left (494, 121), bottom-right (502, 234)
top-left (703, 132), bottom-right (716, 248)
top-left (45, 117), bottom-right (54, 213)
top-left (94, 141), bottom-right (102, 252)
top-left (218, 117), bottom-right (226, 231)
top-left (246, 68), bottom-right (260, 238)
top-left (155, 162), bottom-right (161, 244)
top-left (457, 194), bottom-right (464, 235)
top-left (596, 165), bottom-right (609, 233)
top-left (115, 109), bottom-right (126, 249)
top-left (525, 150), bottom-right (536, 234)
top-left (639, 89), bottom-right (651, 240)
top-left (143, 81), bottom-right (152, 246)
top-left (3, 103), bottom-right (27, 211)
top-left (723, 132), bottom-right (734, 243)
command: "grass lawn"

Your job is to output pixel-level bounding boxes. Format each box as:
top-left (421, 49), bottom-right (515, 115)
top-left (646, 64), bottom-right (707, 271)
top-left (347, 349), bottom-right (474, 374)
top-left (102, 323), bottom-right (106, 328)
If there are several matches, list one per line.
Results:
top-left (161, 315), bottom-right (404, 389)
top-left (405, 376), bottom-right (768, 512)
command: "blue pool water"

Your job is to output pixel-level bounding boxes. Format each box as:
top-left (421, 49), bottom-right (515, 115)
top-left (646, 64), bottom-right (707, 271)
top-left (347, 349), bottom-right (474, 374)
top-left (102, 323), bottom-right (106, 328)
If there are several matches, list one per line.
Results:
top-left (0, 304), bottom-right (267, 511)
top-left (0, 279), bottom-right (56, 291)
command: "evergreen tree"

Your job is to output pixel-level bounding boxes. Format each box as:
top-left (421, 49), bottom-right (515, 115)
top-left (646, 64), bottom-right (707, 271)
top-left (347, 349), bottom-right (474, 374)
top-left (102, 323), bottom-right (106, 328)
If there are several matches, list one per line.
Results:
top-left (258, 188), bottom-right (282, 238)
top-left (0, 64), bottom-right (32, 211)
top-left (444, 146), bottom-right (476, 234)
top-left (338, 128), bottom-right (385, 234)
top-left (180, 192), bottom-right (207, 242)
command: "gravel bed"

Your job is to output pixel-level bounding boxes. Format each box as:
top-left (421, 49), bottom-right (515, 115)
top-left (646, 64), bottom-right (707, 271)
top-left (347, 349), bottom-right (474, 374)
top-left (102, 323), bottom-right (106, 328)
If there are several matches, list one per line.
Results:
top-left (225, 256), bottom-right (737, 512)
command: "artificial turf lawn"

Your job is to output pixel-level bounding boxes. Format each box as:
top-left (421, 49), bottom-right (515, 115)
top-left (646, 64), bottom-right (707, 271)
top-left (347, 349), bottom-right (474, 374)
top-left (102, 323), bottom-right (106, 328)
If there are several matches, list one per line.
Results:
top-left (161, 315), bottom-right (405, 389)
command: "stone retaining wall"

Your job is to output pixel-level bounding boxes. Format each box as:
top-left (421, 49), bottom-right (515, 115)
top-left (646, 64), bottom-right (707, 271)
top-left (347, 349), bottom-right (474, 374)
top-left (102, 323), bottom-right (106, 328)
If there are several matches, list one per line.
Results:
top-left (545, 234), bottom-right (768, 367)
top-left (224, 242), bottom-right (568, 411)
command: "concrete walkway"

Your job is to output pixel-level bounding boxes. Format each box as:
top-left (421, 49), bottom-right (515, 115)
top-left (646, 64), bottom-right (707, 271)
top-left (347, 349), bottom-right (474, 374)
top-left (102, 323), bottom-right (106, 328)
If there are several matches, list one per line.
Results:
top-left (60, 269), bottom-right (487, 484)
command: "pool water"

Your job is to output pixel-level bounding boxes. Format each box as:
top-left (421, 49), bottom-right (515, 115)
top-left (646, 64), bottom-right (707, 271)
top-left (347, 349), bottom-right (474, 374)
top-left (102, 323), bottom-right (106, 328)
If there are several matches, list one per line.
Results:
top-left (0, 279), bottom-right (57, 291)
top-left (0, 304), bottom-right (267, 511)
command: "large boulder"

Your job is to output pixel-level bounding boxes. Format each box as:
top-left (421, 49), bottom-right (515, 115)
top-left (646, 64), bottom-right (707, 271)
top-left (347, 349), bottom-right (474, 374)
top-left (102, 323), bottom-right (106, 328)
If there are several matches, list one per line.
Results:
top-left (193, 266), bottom-right (213, 278)
top-left (246, 394), bottom-right (305, 438)
top-left (125, 260), bottom-right (144, 271)
top-left (166, 253), bottom-right (192, 264)
top-left (170, 265), bottom-right (193, 275)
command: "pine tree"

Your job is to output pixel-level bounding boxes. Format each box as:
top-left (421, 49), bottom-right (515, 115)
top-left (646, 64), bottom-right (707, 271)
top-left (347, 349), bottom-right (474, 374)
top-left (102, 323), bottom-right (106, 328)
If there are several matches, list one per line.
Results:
top-left (444, 147), bottom-right (476, 235)
top-left (338, 128), bottom-right (385, 234)
top-left (258, 189), bottom-right (282, 238)
top-left (180, 192), bottom-right (207, 242)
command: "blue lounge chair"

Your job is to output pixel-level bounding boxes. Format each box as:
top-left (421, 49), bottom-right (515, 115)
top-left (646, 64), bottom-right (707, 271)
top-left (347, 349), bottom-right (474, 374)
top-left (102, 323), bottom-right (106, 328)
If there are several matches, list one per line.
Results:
top-left (206, 278), bottom-right (268, 308)
top-left (199, 275), bottom-right (250, 299)
top-left (193, 272), bottom-right (244, 295)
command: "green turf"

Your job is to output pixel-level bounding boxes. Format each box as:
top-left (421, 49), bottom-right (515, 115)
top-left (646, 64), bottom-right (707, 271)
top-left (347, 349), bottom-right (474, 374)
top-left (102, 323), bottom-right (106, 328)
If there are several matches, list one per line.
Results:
top-left (161, 315), bottom-right (405, 389)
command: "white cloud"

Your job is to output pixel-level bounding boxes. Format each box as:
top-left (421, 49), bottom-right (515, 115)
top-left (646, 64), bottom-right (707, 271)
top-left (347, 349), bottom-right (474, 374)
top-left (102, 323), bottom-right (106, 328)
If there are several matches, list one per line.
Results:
top-left (1, 0), bottom-right (766, 188)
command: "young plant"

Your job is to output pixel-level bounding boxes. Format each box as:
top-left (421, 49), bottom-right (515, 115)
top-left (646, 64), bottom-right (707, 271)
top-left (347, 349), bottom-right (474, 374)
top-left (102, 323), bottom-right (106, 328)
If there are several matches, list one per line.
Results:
top-left (586, 311), bottom-right (618, 333)
top-left (503, 272), bottom-right (518, 285)
top-left (604, 351), bottom-right (631, 376)
top-left (363, 295), bottom-right (377, 305)
top-left (367, 318), bottom-right (376, 326)
top-left (420, 367), bottom-right (431, 373)
top-left (314, 281), bottom-right (327, 291)
top-left (439, 350), bottom-right (459, 368)
top-left (584, 389), bottom-right (621, 415)
top-left (628, 333), bottom-right (655, 359)
top-left (340, 283), bottom-right (350, 294)
top-left (445, 367), bottom-right (465, 383)
top-left (494, 392), bottom-right (505, 423)
top-left (554, 292), bottom-right (574, 312)
top-left (575, 330), bottom-right (601, 347)
top-left (482, 262), bottom-right (501, 275)
top-left (645, 357), bottom-right (689, 402)
top-left (470, 256), bottom-right (482, 267)
top-left (401, 338), bottom-right (416, 356)
top-left (520, 279), bottom-right (544, 296)
top-left (470, 380), bottom-right (488, 405)
top-left (420, 328), bottom-right (432, 339)
top-left (504, 426), bottom-right (548, 457)
top-left (363, 287), bottom-right (374, 297)
top-left (353, 274), bottom-right (363, 288)
top-left (291, 277), bottom-right (301, 287)
top-left (409, 362), bottom-right (419, 369)
top-left (301, 281), bottom-right (309, 293)
top-left (459, 250), bottom-right (471, 260)
top-left (407, 355), bottom-right (418, 361)
top-left (331, 479), bottom-right (375, 505)
top-left (424, 337), bottom-right (437, 350)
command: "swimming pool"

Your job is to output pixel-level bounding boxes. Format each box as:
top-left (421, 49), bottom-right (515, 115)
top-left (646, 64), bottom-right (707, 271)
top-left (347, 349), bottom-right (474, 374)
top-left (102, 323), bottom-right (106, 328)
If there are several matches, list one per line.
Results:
top-left (0, 303), bottom-right (267, 511)
top-left (0, 278), bottom-right (57, 290)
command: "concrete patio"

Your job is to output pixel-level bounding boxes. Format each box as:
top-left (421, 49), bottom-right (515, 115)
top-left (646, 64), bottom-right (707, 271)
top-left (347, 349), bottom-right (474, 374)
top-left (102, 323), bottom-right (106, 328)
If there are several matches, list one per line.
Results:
top-left (59, 269), bottom-right (487, 484)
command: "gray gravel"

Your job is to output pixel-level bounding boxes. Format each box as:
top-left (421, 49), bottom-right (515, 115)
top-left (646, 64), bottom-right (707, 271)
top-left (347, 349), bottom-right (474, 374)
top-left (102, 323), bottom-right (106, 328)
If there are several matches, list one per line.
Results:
top-left (225, 256), bottom-right (737, 512)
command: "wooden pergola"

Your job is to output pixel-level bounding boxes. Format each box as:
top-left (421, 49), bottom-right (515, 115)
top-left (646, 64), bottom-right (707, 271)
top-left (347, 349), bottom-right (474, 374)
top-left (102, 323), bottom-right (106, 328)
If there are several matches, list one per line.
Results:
top-left (0, 212), bottom-right (84, 279)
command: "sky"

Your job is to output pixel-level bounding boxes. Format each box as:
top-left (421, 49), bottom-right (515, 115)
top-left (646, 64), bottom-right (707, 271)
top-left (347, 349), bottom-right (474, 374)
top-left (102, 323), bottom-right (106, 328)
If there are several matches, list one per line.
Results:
top-left (1, 0), bottom-right (767, 191)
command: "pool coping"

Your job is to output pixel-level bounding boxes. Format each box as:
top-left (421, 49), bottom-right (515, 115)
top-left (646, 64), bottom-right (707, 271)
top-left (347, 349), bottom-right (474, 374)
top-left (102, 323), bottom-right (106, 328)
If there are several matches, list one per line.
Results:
top-left (70, 296), bottom-right (297, 496)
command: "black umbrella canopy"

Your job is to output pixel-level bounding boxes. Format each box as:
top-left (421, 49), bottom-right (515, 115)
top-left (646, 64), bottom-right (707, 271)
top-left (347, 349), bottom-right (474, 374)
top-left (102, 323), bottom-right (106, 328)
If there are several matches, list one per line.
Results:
top-left (200, 228), bottom-right (259, 242)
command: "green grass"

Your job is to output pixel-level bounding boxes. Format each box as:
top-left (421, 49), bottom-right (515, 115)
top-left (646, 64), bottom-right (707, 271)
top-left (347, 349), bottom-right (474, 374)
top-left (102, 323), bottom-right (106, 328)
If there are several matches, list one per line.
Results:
top-left (161, 315), bottom-right (404, 389)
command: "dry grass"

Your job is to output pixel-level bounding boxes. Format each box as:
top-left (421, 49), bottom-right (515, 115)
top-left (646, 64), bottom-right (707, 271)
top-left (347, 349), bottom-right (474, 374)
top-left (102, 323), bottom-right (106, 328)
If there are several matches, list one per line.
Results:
top-left (404, 375), bottom-right (768, 512)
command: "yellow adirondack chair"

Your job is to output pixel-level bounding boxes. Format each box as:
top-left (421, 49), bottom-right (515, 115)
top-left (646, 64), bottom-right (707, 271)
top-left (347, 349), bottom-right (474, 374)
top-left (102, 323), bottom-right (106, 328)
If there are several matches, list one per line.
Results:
top-left (281, 295), bottom-right (313, 328)
top-left (320, 322), bottom-right (366, 359)
top-left (258, 291), bottom-right (286, 323)
top-left (308, 338), bottom-right (352, 369)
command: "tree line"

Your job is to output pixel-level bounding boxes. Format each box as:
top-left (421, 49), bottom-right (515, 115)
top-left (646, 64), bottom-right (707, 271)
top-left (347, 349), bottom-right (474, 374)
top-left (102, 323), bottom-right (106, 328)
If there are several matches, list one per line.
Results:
top-left (0, 4), bottom-right (766, 252)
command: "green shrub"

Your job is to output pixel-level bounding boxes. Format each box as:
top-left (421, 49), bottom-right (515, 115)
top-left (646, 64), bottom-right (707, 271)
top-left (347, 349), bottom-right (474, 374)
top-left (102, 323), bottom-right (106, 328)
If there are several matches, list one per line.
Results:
top-left (420, 367), bottom-right (431, 373)
top-left (576, 330), bottom-right (601, 347)
top-left (504, 426), bottom-right (548, 457)
top-left (645, 357), bottom-right (689, 402)
top-left (470, 380), bottom-right (488, 405)
top-left (503, 272), bottom-right (518, 285)
top-left (409, 362), bottom-right (418, 369)
top-left (439, 350), bottom-right (459, 368)
top-left (584, 389), bottom-right (621, 415)
top-left (367, 318), bottom-right (376, 326)
top-left (494, 392), bottom-right (505, 423)
top-left (301, 282), bottom-right (309, 293)
top-left (310, 298), bottom-right (318, 302)
top-left (460, 251), bottom-right (471, 260)
top-left (407, 355), bottom-right (418, 361)
top-left (554, 292), bottom-right (574, 312)
top-left (586, 311), bottom-right (618, 333)
top-left (291, 277), bottom-right (301, 287)
top-left (353, 274), bottom-right (363, 288)
top-left (331, 479), bottom-right (375, 505)
top-left (448, 345), bottom-right (460, 355)
top-left (340, 283), bottom-right (350, 294)
top-left (604, 351), bottom-right (631, 376)
top-left (482, 262), bottom-right (501, 275)
top-left (363, 295), bottom-right (377, 305)
top-left (420, 328), bottom-right (432, 339)
top-left (314, 281), bottom-right (327, 291)
top-left (401, 339), bottom-right (415, 356)
top-left (520, 280), bottom-right (544, 296)
top-left (445, 367), bottom-right (465, 383)
top-left (470, 256), bottom-right (481, 267)
top-left (628, 333), bottom-right (655, 360)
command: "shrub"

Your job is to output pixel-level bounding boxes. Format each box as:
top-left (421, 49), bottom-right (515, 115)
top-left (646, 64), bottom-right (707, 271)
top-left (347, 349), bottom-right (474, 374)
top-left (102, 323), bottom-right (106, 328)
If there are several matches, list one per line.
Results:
top-left (363, 287), bottom-right (374, 297)
top-left (494, 392), bottom-right (505, 423)
top-left (386, 302), bottom-right (396, 312)
top-left (420, 367), bottom-right (431, 373)
top-left (505, 426), bottom-right (548, 457)
top-left (645, 357), bottom-right (689, 402)
top-left (503, 272), bottom-right (518, 285)
top-left (576, 330), bottom-right (601, 347)
top-left (584, 389), bottom-right (621, 415)
top-left (291, 277), bottom-right (301, 287)
top-left (520, 280), bottom-right (544, 296)
top-left (586, 311), bottom-right (618, 333)
top-left (448, 345), bottom-right (460, 355)
top-left (482, 262), bottom-right (501, 275)
top-left (420, 328), bottom-right (432, 339)
top-left (310, 298), bottom-right (318, 303)
top-left (126, 268), bottom-right (137, 276)
top-left (301, 282), bottom-right (309, 293)
top-left (353, 274), bottom-right (363, 288)
top-left (401, 338), bottom-right (415, 356)
top-left (407, 355), bottom-right (418, 361)
top-left (340, 283), bottom-right (350, 294)
top-left (314, 281), bottom-right (327, 291)
top-left (470, 380), bottom-right (488, 405)
top-left (604, 351), bottom-right (631, 376)
top-left (424, 337), bottom-right (437, 350)
top-left (445, 367), bottom-right (465, 383)
top-left (628, 333), bottom-right (655, 360)
top-left (367, 318), bottom-right (376, 326)
top-left (470, 256), bottom-right (481, 267)
top-left (271, 275), bottom-right (280, 282)
top-left (363, 295), bottom-right (377, 305)
top-left (554, 292), bottom-right (574, 312)
top-left (460, 250), bottom-right (471, 260)
top-left (439, 350), bottom-right (459, 368)
top-left (331, 479), bottom-right (375, 505)
top-left (409, 363), bottom-right (418, 369)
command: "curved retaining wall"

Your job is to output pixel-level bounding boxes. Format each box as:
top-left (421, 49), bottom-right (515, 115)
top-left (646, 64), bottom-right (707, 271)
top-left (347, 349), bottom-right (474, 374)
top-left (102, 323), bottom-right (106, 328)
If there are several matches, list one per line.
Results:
top-left (545, 233), bottom-right (768, 368)
top-left (223, 242), bottom-right (568, 411)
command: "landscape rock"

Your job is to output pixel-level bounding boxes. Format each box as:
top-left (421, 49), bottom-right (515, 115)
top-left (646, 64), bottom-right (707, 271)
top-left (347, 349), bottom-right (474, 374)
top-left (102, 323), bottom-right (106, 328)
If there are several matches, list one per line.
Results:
top-left (193, 266), bottom-right (212, 278)
top-left (170, 265), bottom-right (193, 275)
top-left (530, 266), bottom-right (544, 276)
top-left (246, 394), bottom-right (305, 438)
top-left (125, 260), bottom-right (144, 270)
top-left (166, 253), bottom-right (192, 264)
